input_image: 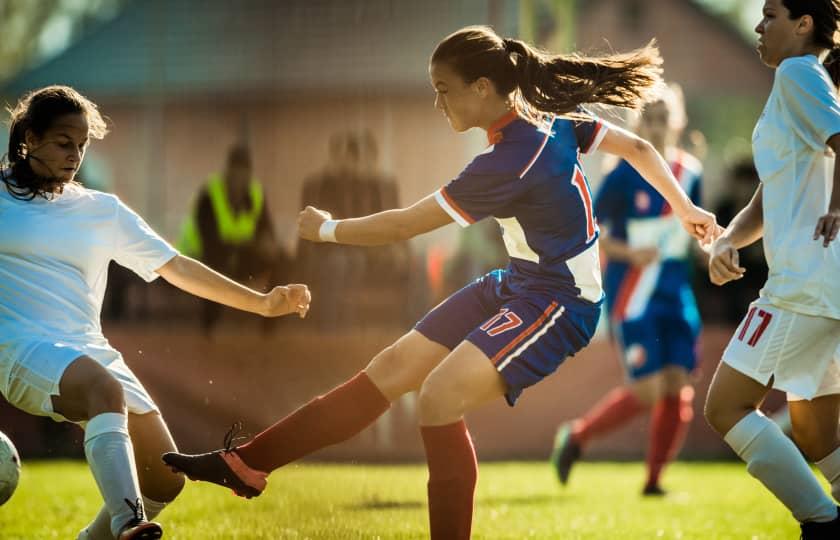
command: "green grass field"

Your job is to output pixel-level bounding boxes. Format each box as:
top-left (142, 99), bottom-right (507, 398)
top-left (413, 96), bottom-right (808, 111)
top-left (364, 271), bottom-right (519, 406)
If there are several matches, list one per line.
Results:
top-left (0, 460), bottom-right (804, 539)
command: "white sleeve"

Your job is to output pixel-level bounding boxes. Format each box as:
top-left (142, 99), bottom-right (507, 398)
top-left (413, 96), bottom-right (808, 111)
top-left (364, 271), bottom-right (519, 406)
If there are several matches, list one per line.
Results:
top-left (777, 58), bottom-right (840, 150)
top-left (112, 197), bottom-right (178, 282)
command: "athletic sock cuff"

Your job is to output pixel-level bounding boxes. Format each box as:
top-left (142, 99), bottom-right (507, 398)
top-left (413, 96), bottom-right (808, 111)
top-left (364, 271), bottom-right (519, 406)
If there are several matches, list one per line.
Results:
top-left (723, 410), bottom-right (772, 456)
top-left (84, 412), bottom-right (128, 443)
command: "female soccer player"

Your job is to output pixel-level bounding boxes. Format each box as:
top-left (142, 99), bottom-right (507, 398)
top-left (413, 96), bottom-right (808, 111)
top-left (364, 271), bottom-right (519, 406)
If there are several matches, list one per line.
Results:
top-left (551, 84), bottom-right (703, 496)
top-left (0, 86), bottom-right (310, 540)
top-left (165, 26), bottom-right (716, 539)
top-left (704, 1), bottom-right (840, 538)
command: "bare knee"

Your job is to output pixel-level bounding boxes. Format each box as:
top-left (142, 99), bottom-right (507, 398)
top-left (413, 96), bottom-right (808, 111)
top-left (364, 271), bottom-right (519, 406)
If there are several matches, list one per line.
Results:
top-left (86, 372), bottom-right (125, 417)
top-left (367, 336), bottom-right (445, 400)
top-left (418, 374), bottom-right (464, 426)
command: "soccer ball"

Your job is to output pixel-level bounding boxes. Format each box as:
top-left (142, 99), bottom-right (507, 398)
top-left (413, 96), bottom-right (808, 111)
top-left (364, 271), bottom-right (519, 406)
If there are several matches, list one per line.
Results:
top-left (0, 430), bottom-right (20, 505)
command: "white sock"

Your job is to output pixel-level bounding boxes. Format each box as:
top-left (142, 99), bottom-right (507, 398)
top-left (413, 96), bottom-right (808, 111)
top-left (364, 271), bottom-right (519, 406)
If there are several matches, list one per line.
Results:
top-left (84, 413), bottom-right (143, 537)
top-left (142, 495), bottom-right (168, 520)
top-left (77, 496), bottom-right (168, 540)
top-left (77, 506), bottom-right (112, 540)
top-left (725, 411), bottom-right (837, 523)
top-left (816, 445), bottom-right (840, 503)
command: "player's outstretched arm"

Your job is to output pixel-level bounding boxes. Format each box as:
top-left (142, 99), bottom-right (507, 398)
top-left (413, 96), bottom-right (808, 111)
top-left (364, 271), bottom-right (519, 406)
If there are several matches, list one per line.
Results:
top-left (298, 193), bottom-right (453, 246)
top-left (598, 126), bottom-right (720, 244)
top-left (814, 133), bottom-right (840, 247)
top-left (156, 255), bottom-right (310, 318)
top-left (708, 184), bottom-right (763, 286)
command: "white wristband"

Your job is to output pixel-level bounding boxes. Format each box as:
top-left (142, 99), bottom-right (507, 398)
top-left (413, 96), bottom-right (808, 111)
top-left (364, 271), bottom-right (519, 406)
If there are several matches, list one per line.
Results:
top-left (319, 220), bottom-right (339, 242)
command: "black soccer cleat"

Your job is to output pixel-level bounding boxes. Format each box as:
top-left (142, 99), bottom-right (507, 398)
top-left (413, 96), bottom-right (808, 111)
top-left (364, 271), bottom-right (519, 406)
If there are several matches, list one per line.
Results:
top-left (162, 422), bottom-right (267, 499)
top-left (118, 498), bottom-right (162, 540)
top-left (550, 423), bottom-right (581, 486)
top-left (800, 506), bottom-right (840, 540)
top-left (642, 483), bottom-right (667, 497)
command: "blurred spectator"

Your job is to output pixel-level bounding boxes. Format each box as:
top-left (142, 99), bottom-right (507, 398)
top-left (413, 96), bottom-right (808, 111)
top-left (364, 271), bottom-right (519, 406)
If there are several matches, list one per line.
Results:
top-left (298, 130), bottom-right (410, 328)
top-left (178, 143), bottom-right (288, 333)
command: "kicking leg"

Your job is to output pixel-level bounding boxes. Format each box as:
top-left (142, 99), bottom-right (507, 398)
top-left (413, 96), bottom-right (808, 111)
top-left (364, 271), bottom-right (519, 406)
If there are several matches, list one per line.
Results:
top-left (163, 330), bottom-right (449, 496)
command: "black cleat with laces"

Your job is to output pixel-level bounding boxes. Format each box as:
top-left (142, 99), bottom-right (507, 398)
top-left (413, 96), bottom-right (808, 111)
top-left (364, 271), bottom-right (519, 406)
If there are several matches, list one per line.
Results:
top-left (162, 422), bottom-right (268, 499)
top-left (800, 507), bottom-right (840, 540)
top-left (118, 498), bottom-right (162, 540)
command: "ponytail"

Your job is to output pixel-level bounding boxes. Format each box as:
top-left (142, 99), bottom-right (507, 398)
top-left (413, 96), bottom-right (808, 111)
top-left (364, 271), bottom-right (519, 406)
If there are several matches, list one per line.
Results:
top-left (503, 38), bottom-right (663, 117)
top-left (431, 26), bottom-right (663, 123)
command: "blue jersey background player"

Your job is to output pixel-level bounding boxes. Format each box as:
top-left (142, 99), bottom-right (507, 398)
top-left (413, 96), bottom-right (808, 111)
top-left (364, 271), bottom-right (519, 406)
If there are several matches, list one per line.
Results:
top-left (552, 84), bottom-right (703, 496)
top-left (163, 27), bottom-right (718, 540)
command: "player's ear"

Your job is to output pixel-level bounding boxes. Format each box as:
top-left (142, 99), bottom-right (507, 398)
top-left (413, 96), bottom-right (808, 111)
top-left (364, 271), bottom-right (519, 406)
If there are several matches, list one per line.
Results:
top-left (473, 77), bottom-right (493, 98)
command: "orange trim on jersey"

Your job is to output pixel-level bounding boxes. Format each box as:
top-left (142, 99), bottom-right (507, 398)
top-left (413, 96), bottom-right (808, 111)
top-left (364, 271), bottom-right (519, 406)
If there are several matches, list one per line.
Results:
top-left (486, 110), bottom-right (519, 145)
top-left (611, 267), bottom-right (641, 322)
top-left (491, 301), bottom-right (559, 366)
top-left (440, 187), bottom-right (475, 224)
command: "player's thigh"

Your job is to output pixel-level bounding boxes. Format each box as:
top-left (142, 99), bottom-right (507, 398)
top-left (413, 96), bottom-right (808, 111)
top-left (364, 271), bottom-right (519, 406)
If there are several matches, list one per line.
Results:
top-left (371, 273), bottom-right (502, 400)
top-left (662, 365), bottom-right (692, 395)
top-left (417, 340), bottom-right (508, 426)
top-left (704, 362), bottom-right (772, 435)
top-left (629, 371), bottom-right (665, 406)
top-left (788, 394), bottom-right (840, 461)
top-left (52, 355), bottom-right (125, 422)
top-left (128, 411), bottom-right (184, 502)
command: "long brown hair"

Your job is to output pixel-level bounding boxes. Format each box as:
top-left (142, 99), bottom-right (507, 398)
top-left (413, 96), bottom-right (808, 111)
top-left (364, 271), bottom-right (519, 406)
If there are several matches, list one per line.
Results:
top-left (431, 26), bottom-right (663, 123)
top-left (783, 0), bottom-right (840, 85)
top-left (2, 85), bottom-right (108, 200)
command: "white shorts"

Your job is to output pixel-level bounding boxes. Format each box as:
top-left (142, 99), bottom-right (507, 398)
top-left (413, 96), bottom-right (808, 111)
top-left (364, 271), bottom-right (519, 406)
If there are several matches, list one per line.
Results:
top-left (722, 297), bottom-right (840, 400)
top-left (0, 339), bottom-right (158, 423)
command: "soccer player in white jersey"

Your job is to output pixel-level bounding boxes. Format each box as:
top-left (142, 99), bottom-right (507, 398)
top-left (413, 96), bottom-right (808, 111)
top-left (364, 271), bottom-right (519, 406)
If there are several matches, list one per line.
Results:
top-left (704, 1), bottom-right (840, 538)
top-left (0, 86), bottom-right (310, 540)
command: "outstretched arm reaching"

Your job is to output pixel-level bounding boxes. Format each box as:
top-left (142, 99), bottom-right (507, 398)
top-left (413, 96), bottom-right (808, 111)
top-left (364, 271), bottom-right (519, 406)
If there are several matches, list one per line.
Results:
top-left (156, 255), bottom-right (310, 318)
top-left (298, 194), bottom-right (453, 246)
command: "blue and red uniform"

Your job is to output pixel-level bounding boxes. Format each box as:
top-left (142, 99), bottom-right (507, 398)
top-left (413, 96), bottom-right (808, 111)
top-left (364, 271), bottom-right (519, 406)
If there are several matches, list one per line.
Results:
top-left (416, 110), bottom-right (609, 405)
top-left (594, 149), bottom-right (702, 380)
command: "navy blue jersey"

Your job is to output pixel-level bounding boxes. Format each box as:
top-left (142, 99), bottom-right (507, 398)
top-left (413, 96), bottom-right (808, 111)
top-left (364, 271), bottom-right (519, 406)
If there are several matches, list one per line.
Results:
top-left (594, 149), bottom-right (702, 322)
top-left (434, 111), bottom-right (608, 304)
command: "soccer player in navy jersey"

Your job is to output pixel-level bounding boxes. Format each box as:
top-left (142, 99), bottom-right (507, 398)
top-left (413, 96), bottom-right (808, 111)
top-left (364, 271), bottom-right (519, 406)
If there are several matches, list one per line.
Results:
top-left (165, 26), bottom-right (718, 539)
top-left (551, 84), bottom-right (703, 496)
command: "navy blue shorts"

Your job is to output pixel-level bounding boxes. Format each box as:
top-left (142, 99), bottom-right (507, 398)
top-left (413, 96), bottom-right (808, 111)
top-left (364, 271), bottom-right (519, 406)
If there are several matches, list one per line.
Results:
top-left (414, 269), bottom-right (601, 406)
top-left (612, 296), bottom-right (700, 380)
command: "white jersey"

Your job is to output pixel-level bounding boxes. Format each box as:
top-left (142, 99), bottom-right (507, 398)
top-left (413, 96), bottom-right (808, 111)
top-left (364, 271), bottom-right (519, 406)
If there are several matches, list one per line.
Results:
top-left (0, 182), bottom-right (178, 347)
top-left (753, 55), bottom-right (840, 319)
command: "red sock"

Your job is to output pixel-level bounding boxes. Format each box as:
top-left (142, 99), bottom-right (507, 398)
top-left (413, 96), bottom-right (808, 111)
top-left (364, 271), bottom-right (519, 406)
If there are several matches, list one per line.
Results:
top-left (421, 421), bottom-right (477, 540)
top-left (235, 372), bottom-right (390, 472)
top-left (572, 387), bottom-right (645, 447)
top-left (646, 386), bottom-right (694, 487)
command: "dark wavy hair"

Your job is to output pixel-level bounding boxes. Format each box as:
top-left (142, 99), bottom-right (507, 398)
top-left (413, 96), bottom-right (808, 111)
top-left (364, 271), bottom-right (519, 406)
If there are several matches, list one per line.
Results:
top-left (783, 0), bottom-right (840, 85)
top-left (431, 26), bottom-right (663, 124)
top-left (1, 85), bottom-right (108, 200)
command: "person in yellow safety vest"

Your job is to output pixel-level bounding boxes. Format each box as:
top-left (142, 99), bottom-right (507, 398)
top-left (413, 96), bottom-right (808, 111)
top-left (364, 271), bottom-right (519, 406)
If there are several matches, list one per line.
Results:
top-left (179, 144), bottom-right (283, 332)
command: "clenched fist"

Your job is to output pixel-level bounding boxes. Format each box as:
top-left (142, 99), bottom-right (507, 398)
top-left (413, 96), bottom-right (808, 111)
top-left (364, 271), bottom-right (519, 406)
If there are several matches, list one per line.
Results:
top-left (298, 206), bottom-right (332, 242)
top-left (261, 284), bottom-right (311, 318)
